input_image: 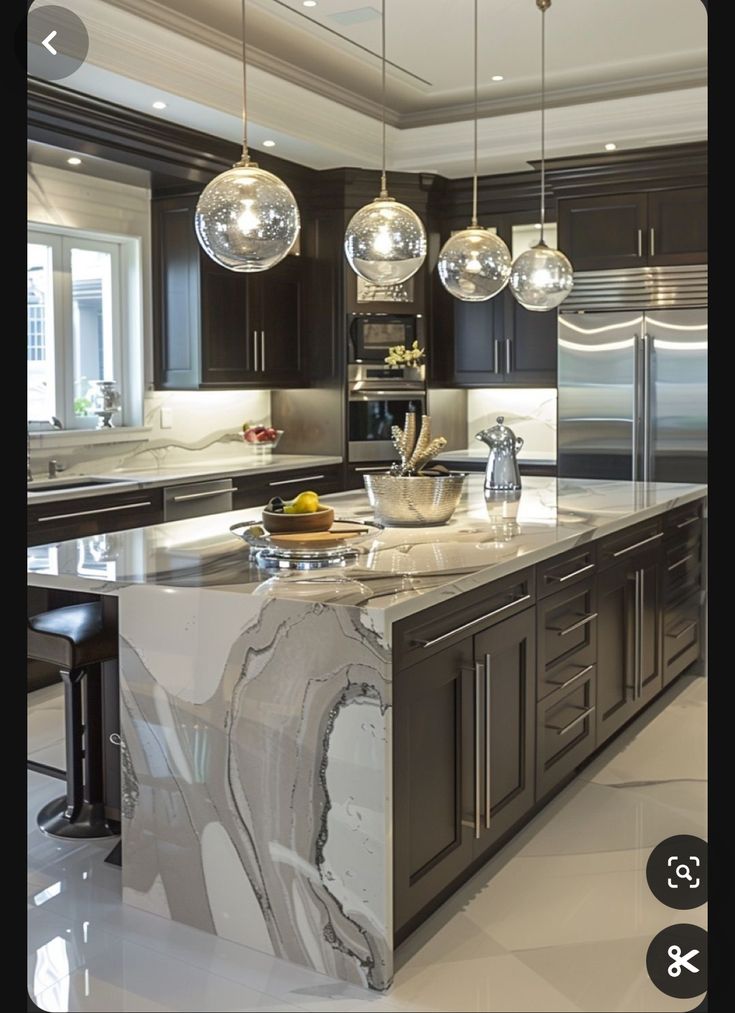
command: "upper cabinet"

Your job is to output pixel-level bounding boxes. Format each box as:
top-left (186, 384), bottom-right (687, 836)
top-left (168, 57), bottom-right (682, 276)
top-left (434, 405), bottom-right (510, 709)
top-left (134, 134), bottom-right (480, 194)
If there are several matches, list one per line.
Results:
top-left (557, 187), bottom-right (707, 272)
top-left (154, 193), bottom-right (307, 390)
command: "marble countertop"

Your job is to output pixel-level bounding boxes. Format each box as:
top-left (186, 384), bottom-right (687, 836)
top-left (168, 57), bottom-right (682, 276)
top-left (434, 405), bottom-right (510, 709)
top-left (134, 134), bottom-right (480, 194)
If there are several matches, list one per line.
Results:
top-left (27, 476), bottom-right (706, 626)
top-left (436, 447), bottom-right (557, 465)
top-left (26, 454), bottom-right (343, 505)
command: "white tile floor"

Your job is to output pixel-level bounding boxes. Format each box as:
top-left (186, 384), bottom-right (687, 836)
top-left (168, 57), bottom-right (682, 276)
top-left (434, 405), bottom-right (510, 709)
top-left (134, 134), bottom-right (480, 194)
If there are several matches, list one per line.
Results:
top-left (27, 674), bottom-right (706, 1012)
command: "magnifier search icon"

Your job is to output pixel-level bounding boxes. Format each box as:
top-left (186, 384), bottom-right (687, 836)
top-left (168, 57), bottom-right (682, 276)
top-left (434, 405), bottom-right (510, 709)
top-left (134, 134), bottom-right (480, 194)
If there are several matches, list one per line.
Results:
top-left (676, 864), bottom-right (693, 882)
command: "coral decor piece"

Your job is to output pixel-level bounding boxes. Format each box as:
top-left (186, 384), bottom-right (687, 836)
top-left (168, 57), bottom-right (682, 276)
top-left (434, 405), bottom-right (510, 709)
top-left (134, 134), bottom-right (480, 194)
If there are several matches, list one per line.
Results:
top-left (390, 414), bottom-right (447, 476)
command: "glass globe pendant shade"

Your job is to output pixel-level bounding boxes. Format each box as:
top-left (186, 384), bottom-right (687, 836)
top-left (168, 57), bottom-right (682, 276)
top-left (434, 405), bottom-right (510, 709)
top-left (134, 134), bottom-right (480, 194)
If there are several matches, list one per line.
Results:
top-left (437, 227), bottom-right (512, 302)
top-left (509, 240), bottom-right (573, 312)
top-left (195, 162), bottom-right (300, 273)
top-left (344, 196), bottom-right (427, 285)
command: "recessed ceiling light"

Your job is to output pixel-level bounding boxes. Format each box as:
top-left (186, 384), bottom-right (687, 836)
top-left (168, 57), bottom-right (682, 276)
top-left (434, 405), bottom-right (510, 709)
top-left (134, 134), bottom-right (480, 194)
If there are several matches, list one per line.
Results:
top-left (263, 139), bottom-right (276, 147)
top-left (491, 75), bottom-right (504, 82)
top-left (303, 1), bottom-right (317, 7)
top-left (605, 142), bottom-right (617, 151)
top-left (66, 157), bottom-right (82, 166)
top-left (152, 101), bottom-right (167, 110)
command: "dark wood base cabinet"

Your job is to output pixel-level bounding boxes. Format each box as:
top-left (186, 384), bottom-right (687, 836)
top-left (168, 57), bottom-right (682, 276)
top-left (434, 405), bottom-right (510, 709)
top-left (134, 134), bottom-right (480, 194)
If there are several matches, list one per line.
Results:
top-left (393, 501), bottom-right (705, 941)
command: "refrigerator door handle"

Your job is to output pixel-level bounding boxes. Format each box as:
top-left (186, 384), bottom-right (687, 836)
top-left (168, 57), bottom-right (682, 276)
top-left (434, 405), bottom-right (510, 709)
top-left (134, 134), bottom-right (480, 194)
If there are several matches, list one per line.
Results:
top-left (642, 332), bottom-right (651, 483)
top-left (632, 334), bottom-right (640, 482)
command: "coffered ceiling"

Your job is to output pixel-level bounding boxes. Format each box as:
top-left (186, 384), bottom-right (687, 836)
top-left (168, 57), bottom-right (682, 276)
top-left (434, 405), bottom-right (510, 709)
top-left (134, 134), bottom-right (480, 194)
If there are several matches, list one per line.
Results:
top-left (29, 0), bottom-right (707, 177)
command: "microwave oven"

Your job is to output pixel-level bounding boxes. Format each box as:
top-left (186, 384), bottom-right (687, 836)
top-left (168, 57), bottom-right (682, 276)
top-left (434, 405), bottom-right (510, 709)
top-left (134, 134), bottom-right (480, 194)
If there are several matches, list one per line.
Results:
top-left (348, 314), bottom-right (419, 363)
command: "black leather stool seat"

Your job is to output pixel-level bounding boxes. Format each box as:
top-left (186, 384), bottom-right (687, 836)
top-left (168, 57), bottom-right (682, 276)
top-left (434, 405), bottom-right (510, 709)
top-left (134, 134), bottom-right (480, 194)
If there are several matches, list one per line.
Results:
top-left (28, 602), bottom-right (117, 669)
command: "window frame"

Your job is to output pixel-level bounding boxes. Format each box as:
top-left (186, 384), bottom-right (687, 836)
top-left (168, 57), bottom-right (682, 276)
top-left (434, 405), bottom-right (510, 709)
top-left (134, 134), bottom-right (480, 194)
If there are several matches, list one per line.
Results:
top-left (27, 224), bottom-right (127, 430)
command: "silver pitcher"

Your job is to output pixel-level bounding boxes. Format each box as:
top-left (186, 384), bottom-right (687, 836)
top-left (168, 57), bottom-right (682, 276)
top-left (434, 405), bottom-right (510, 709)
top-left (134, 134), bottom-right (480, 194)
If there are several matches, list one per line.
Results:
top-left (476, 416), bottom-right (524, 491)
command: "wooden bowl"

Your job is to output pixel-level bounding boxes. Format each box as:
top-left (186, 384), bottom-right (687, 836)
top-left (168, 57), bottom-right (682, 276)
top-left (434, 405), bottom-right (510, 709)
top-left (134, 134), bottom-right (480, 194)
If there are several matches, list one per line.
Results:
top-left (261, 506), bottom-right (334, 534)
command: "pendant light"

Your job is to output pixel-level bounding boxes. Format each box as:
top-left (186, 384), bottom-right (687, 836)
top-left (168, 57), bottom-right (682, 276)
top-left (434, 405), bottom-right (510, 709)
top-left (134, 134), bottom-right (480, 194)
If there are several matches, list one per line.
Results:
top-left (343, 0), bottom-right (427, 285)
top-left (509, 0), bottom-right (573, 311)
top-left (437, 0), bottom-right (511, 302)
top-left (195, 0), bottom-right (300, 272)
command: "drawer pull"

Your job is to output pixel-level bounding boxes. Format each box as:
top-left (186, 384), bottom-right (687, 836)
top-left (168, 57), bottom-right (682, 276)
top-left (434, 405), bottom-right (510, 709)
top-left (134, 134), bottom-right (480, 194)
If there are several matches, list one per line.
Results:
top-left (546, 562), bottom-right (594, 583)
top-left (172, 488), bottom-right (232, 503)
top-left (612, 532), bottom-right (663, 557)
top-left (38, 500), bottom-right (152, 523)
top-left (268, 474), bottom-right (325, 487)
top-left (547, 663), bottom-right (595, 691)
top-left (548, 612), bottom-right (598, 637)
top-left (676, 515), bottom-right (699, 529)
top-left (411, 594), bottom-right (532, 649)
top-left (668, 553), bottom-right (693, 572)
top-left (668, 620), bottom-right (697, 640)
top-left (547, 705), bottom-right (596, 737)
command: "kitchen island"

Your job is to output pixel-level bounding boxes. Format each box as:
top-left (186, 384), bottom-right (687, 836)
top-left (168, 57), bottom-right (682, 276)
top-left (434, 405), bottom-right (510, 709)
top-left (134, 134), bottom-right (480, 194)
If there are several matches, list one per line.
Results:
top-left (27, 476), bottom-right (707, 991)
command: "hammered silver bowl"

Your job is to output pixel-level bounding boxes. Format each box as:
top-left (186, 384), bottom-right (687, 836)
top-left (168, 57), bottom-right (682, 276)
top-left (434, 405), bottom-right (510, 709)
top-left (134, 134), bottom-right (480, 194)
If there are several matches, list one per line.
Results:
top-left (363, 472), bottom-right (468, 527)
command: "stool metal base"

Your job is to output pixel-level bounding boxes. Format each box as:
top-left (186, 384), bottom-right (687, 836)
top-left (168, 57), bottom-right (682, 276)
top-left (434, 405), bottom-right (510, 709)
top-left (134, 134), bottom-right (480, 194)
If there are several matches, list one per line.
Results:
top-left (37, 796), bottom-right (121, 841)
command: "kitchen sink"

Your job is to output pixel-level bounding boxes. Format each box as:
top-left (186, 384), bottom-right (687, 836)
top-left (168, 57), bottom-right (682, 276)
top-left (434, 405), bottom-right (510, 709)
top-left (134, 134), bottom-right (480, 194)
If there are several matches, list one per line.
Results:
top-left (27, 477), bottom-right (136, 492)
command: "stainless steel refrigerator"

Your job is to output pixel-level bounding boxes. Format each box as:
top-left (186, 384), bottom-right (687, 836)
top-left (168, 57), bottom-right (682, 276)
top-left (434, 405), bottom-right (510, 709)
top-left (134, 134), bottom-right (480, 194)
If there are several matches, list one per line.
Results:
top-left (558, 308), bottom-right (707, 484)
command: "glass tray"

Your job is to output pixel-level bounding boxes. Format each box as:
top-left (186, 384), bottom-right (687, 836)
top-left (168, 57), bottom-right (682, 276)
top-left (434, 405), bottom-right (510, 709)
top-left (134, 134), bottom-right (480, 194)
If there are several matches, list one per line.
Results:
top-left (229, 518), bottom-right (384, 570)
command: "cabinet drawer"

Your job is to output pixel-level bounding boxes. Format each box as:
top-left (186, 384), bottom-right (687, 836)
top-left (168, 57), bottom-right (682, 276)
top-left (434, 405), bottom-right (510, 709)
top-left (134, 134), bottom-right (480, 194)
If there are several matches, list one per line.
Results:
top-left (597, 518), bottom-right (662, 571)
top-left (233, 464), bottom-right (343, 509)
top-left (28, 489), bottom-right (164, 545)
top-left (394, 568), bottom-right (535, 668)
top-left (537, 582), bottom-right (596, 701)
top-left (664, 592), bottom-right (702, 685)
top-left (536, 668), bottom-right (596, 800)
top-left (663, 538), bottom-right (702, 604)
top-left (536, 546), bottom-right (596, 599)
top-left (664, 503), bottom-right (703, 546)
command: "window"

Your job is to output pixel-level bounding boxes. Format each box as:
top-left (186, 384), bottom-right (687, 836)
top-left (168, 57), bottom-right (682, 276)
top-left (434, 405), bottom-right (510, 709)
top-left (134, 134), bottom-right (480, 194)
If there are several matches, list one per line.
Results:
top-left (27, 227), bottom-right (125, 428)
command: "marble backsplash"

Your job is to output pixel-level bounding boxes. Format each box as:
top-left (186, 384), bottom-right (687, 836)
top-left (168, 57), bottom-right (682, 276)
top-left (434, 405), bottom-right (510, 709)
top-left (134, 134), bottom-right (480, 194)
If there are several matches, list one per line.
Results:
top-left (28, 389), bottom-right (271, 476)
top-left (467, 389), bottom-right (557, 456)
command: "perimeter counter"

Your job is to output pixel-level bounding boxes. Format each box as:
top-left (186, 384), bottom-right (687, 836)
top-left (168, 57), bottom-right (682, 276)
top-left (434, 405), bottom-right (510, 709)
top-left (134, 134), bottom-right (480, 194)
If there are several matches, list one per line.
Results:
top-left (26, 476), bottom-right (707, 991)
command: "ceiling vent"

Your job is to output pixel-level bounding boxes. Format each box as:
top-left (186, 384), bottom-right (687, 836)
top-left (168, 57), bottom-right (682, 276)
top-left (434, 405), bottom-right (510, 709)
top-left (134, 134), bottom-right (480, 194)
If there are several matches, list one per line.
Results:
top-left (328, 7), bottom-right (381, 26)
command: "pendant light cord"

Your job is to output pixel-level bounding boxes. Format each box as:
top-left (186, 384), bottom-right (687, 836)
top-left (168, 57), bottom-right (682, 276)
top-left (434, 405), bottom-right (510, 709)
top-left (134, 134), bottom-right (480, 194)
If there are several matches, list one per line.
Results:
top-left (241, 0), bottom-right (250, 162)
top-left (380, 0), bottom-right (387, 197)
top-left (471, 0), bottom-right (478, 227)
top-left (539, 1), bottom-right (546, 240)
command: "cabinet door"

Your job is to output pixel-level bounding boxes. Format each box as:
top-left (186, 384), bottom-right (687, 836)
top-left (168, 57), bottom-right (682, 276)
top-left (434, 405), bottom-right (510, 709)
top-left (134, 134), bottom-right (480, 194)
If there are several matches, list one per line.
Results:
top-left (253, 259), bottom-right (305, 385)
top-left (636, 550), bottom-right (663, 706)
top-left (473, 608), bottom-right (536, 857)
top-left (558, 193), bottom-right (648, 271)
top-left (452, 297), bottom-right (505, 385)
top-left (200, 256), bottom-right (258, 386)
top-left (394, 638), bottom-right (476, 937)
top-left (503, 297), bottom-right (558, 386)
top-left (647, 187), bottom-right (707, 265)
top-left (596, 562), bottom-right (637, 745)
top-left (153, 196), bottom-right (201, 389)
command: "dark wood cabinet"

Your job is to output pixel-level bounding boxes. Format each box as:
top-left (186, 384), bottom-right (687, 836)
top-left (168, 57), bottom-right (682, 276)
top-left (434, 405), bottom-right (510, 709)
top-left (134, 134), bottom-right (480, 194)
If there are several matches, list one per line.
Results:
top-left (558, 187), bottom-right (706, 272)
top-left (154, 194), bottom-right (307, 390)
top-left (28, 489), bottom-right (164, 546)
top-left (232, 463), bottom-right (343, 509)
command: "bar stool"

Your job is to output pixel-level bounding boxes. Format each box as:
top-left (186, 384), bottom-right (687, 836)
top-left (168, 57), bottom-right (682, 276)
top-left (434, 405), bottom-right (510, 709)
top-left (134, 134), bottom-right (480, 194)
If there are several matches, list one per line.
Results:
top-left (27, 602), bottom-right (120, 840)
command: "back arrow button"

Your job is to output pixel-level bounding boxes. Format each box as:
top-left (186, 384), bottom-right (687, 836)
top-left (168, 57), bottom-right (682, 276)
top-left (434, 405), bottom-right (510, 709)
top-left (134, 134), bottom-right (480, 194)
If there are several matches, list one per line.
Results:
top-left (42, 31), bottom-right (58, 55)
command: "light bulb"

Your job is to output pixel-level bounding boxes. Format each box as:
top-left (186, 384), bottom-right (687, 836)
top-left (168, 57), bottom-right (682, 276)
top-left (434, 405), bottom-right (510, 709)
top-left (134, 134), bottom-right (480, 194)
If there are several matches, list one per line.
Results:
top-left (510, 241), bottom-right (573, 311)
top-left (195, 162), bottom-right (300, 272)
top-left (344, 196), bottom-right (427, 285)
top-left (437, 227), bottom-right (511, 302)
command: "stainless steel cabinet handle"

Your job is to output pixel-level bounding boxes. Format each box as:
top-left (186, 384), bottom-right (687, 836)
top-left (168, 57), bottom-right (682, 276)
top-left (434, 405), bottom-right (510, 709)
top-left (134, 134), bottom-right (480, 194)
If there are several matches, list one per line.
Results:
top-left (546, 562), bottom-right (594, 583)
top-left (505, 338), bottom-right (512, 374)
top-left (637, 569), bottom-right (645, 698)
top-left (411, 594), bottom-right (532, 648)
top-left (649, 227), bottom-right (655, 257)
top-left (637, 229), bottom-right (643, 257)
top-left (612, 531), bottom-right (663, 557)
top-left (549, 705), bottom-right (596, 737)
top-left (642, 334), bottom-right (651, 483)
top-left (668, 553), bottom-right (693, 572)
top-left (484, 653), bottom-right (491, 830)
top-left (632, 333), bottom-right (640, 481)
top-left (493, 340), bottom-right (500, 374)
top-left (268, 474), bottom-right (325, 487)
top-left (38, 500), bottom-right (152, 523)
top-left (171, 488), bottom-right (232, 503)
top-left (549, 612), bottom-right (598, 637)
top-left (630, 569), bottom-right (640, 701)
top-left (547, 663), bottom-right (595, 691)
top-left (354, 466), bottom-right (391, 472)
top-left (475, 661), bottom-right (482, 840)
top-left (676, 515), bottom-right (699, 529)
top-left (668, 620), bottom-right (697, 640)
top-left (253, 330), bottom-right (259, 372)
top-left (261, 330), bottom-right (266, 372)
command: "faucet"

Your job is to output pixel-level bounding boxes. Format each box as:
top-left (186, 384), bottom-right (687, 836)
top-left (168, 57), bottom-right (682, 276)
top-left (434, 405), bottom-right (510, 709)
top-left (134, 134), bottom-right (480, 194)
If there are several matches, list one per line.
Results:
top-left (48, 459), bottom-right (67, 479)
top-left (27, 417), bottom-right (64, 482)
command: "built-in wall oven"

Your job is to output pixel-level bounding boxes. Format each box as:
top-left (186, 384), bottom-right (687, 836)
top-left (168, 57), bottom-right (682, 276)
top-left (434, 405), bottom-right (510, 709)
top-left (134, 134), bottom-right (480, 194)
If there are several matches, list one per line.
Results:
top-left (348, 364), bottom-right (426, 462)
top-left (348, 313), bottom-right (420, 362)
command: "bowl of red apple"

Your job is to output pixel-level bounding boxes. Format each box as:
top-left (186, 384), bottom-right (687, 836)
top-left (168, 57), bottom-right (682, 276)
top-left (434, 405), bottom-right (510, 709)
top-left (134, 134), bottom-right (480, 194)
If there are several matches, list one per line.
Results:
top-left (242, 424), bottom-right (283, 450)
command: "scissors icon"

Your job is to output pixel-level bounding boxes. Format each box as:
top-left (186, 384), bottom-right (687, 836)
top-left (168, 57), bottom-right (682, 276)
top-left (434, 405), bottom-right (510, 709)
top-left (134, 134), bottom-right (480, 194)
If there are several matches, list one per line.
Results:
top-left (667, 945), bottom-right (700, 977)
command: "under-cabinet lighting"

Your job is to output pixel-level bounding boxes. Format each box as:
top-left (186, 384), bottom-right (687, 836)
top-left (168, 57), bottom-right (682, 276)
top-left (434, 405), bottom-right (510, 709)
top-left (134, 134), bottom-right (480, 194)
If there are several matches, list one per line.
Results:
top-left (66, 157), bottom-right (81, 166)
top-left (152, 100), bottom-right (167, 110)
top-left (263, 140), bottom-right (276, 147)
top-left (491, 75), bottom-right (504, 81)
top-left (605, 142), bottom-right (617, 151)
